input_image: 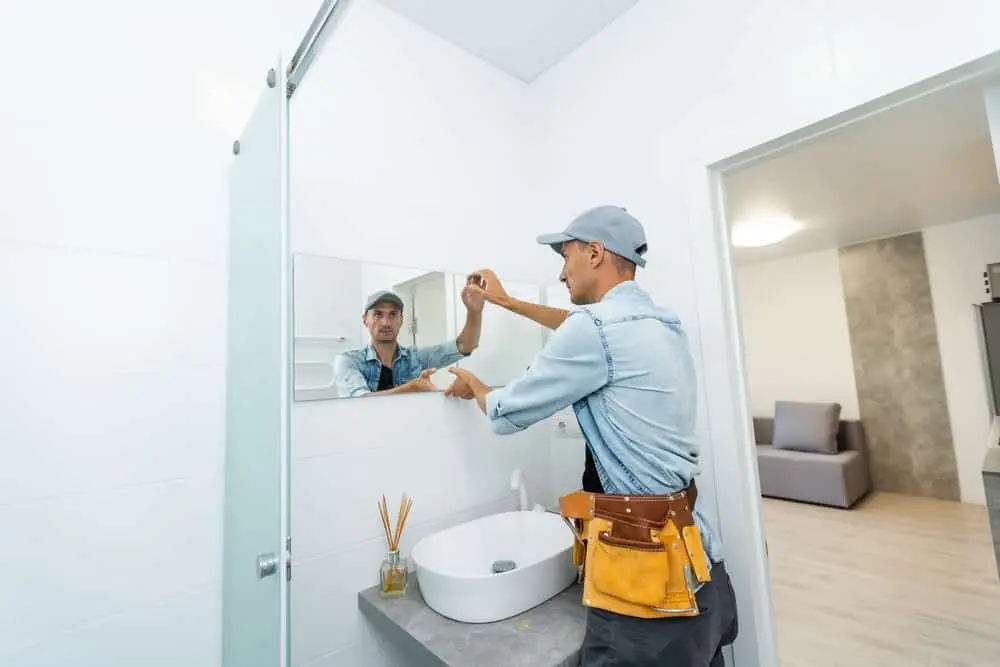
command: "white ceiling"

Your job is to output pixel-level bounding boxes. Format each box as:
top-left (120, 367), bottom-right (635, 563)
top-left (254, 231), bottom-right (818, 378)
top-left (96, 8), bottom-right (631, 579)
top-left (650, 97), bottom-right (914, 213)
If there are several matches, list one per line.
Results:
top-left (374, 0), bottom-right (639, 82)
top-left (726, 79), bottom-right (1000, 265)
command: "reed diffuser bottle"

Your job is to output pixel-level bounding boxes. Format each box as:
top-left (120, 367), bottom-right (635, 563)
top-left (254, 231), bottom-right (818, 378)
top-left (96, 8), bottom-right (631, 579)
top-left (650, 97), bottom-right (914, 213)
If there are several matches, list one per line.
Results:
top-left (378, 493), bottom-right (413, 597)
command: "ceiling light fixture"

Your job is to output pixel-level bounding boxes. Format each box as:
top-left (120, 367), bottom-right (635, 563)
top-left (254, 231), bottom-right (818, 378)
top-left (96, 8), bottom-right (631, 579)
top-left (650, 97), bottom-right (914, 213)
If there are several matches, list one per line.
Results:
top-left (730, 215), bottom-right (802, 247)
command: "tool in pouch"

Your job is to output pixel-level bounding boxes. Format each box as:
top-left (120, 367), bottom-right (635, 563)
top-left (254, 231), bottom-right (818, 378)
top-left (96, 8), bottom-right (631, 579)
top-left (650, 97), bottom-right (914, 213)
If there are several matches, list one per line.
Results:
top-left (558, 482), bottom-right (711, 619)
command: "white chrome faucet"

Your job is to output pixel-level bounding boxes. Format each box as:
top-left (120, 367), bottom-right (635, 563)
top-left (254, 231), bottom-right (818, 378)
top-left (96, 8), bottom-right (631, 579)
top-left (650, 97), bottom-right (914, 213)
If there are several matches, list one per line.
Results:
top-left (510, 469), bottom-right (529, 511)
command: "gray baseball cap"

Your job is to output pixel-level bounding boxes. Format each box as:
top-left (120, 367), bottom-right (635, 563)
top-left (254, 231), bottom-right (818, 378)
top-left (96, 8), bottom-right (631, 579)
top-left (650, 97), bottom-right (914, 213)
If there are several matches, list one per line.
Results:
top-left (536, 205), bottom-right (648, 268)
top-left (364, 290), bottom-right (404, 313)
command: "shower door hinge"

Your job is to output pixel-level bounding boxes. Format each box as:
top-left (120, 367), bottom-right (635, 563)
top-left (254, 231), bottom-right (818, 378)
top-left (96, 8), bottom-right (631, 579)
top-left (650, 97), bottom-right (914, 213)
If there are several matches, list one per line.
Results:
top-left (285, 535), bottom-right (292, 581)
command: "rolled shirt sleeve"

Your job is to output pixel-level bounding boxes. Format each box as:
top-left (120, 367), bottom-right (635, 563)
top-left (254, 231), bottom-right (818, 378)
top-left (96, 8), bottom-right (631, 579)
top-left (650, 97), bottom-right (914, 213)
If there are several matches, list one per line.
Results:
top-left (333, 352), bottom-right (371, 398)
top-left (485, 310), bottom-right (610, 435)
top-left (415, 338), bottom-right (467, 371)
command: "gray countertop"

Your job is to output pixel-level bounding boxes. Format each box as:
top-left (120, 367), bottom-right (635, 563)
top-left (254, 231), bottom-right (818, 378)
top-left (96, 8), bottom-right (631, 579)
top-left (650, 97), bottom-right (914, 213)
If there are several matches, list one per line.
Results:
top-left (358, 579), bottom-right (587, 667)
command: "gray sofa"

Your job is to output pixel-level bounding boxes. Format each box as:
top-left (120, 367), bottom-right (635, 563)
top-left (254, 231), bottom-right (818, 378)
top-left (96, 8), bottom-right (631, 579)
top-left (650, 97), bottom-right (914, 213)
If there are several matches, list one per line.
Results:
top-left (753, 402), bottom-right (872, 508)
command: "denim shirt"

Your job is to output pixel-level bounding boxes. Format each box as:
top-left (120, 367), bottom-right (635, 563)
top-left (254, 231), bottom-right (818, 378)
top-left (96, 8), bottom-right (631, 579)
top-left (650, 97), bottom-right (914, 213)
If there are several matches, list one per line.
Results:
top-left (484, 281), bottom-right (723, 564)
top-left (333, 339), bottom-right (466, 397)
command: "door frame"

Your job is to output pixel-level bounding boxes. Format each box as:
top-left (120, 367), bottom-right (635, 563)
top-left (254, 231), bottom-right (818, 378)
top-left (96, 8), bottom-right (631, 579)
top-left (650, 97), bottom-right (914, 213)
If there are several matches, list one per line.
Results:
top-left (690, 49), bottom-right (1000, 666)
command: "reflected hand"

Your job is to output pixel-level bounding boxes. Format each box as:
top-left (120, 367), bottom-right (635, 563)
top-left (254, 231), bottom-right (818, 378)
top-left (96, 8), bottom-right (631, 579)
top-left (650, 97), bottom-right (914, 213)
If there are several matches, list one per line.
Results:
top-left (466, 269), bottom-right (510, 306)
top-left (461, 283), bottom-right (485, 313)
top-left (406, 368), bottom-right (439, 393)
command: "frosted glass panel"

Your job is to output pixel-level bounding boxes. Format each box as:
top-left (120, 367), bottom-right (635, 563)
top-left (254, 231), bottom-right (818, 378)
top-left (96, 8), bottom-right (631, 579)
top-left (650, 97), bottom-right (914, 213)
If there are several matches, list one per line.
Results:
top-left (223, 61), bottom-right (289, 667)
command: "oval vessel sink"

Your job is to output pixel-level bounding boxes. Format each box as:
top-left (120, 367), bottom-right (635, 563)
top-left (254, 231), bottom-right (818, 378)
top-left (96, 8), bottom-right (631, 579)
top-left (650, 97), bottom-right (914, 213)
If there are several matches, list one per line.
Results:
top-left (411, 510), bottom-right (577, 623)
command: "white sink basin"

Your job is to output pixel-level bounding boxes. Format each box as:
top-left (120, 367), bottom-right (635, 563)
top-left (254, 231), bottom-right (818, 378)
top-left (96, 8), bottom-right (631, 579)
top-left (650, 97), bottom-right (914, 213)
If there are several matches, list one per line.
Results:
top-left (410, 510), bottom-right (578, 623)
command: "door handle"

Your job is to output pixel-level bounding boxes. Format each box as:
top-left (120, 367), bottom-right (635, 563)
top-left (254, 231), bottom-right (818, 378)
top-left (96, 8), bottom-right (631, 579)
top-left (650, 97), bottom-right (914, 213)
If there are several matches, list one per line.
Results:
top-left (257, 552), bottom-right (280, 579)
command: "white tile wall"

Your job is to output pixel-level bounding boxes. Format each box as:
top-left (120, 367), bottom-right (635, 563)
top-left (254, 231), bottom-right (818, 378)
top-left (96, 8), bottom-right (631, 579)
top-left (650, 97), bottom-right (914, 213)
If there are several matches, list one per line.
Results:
top-left (0, 246), bottom-right (225, 374)
top-left (0, 0), bottom-right (298, 661)
top-left (0, 477), bottom-right (222, 658)
top-left (290, 395), bottom-right (549, 665)
top-left (2, 589), bottom-right (220, 667)
top-left (288, 2), bottom-right (537, 283)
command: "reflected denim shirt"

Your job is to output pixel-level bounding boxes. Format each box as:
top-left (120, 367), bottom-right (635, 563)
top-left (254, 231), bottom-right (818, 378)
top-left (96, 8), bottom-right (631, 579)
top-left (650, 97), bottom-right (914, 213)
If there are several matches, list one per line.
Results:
top-left (484, 281), bottom-right (723, 564)
top-left (333, 339), bottom-right (466, 397)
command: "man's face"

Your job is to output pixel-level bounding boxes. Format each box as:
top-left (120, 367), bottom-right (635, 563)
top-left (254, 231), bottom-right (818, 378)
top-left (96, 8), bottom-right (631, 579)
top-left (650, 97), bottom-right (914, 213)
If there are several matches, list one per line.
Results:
top-left (363, 301), bottom-right (403, 344)
top-left (559, 241), bottom-right (597, 305)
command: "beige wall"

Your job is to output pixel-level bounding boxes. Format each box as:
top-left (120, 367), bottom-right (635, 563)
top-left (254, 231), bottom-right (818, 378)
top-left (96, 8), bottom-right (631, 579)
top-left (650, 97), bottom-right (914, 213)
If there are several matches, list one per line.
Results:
top-left (736, 249), bottom-right (861, 419)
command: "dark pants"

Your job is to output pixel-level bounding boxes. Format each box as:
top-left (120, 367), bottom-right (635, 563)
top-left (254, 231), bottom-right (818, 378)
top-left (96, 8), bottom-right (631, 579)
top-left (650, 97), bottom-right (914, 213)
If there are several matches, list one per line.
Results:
top-left (579, 561), bottom-right (739, 667)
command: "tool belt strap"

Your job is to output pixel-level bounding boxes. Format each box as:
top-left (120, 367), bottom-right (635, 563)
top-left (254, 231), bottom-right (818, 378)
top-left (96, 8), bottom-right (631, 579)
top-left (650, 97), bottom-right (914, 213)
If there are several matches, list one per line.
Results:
top-left (558, 480), bottom-right (698, 539)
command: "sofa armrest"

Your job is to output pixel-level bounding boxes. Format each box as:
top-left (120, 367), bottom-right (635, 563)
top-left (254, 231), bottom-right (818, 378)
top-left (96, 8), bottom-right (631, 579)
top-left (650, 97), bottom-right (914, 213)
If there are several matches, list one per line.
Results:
top-left (838, 420), bottom-right (868, 455)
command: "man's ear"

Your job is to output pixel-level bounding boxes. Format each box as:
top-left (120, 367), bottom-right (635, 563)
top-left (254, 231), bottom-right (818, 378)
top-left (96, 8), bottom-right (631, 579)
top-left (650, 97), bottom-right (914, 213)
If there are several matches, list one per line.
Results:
top-left (588, 241), bottom-right (606, 266)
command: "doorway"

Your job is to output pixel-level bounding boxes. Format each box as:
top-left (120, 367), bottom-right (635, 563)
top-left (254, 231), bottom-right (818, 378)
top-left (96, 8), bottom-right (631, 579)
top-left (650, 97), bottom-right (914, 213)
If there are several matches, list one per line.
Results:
top-left (708, 55), bottom-right (1000, 666)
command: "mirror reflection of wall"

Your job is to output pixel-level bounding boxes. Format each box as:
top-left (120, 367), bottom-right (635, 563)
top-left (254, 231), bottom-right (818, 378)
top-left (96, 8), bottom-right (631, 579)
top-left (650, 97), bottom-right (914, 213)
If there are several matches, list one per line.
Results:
top-left (292, 253), bottom-right (547, 401)
top-left (455, 276), bottom-right (546, 387)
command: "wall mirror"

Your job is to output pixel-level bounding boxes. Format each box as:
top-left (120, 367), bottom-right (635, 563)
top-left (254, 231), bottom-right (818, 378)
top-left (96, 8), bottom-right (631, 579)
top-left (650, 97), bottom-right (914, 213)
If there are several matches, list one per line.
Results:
top-left (292, 253), bottom-right (547, 400)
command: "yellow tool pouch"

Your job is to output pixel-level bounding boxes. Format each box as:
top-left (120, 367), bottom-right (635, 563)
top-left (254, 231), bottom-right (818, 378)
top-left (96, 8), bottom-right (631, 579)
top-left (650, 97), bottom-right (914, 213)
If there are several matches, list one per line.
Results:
top-left (559, 482), bottom-right (711, 619)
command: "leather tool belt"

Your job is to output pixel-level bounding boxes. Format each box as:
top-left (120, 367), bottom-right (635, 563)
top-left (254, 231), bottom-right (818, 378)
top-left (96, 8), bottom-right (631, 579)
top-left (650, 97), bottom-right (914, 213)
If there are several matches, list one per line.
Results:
top-left (558, 481), bottom-right (711, 619)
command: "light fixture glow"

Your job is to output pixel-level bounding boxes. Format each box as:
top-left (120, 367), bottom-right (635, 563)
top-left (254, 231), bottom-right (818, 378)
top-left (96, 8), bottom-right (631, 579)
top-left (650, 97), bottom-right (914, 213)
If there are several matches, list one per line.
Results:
top-left (731, 215), bottom-right (802, 248)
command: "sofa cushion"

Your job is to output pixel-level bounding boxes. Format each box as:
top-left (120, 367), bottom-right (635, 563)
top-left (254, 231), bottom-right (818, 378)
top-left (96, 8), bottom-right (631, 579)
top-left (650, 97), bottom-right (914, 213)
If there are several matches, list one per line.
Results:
top-left (771, 401), bottom-right (841, 454)
top-left (756, 443), bottom-right (857, 465)
top-left (756, 444), bottom-right (869, 508)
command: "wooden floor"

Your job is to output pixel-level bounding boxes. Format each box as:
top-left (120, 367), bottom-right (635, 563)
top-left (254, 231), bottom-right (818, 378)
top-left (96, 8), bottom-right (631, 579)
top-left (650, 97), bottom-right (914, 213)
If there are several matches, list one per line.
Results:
top-left (762, 493), bottom-right (1000, 667)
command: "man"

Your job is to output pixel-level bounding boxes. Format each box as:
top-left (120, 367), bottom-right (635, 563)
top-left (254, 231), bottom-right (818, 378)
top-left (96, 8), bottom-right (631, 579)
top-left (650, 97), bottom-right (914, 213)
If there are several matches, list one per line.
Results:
top-left (333, 285), bottom-right (484, 397)
top-left (445, 205), bottom-right (738, 666)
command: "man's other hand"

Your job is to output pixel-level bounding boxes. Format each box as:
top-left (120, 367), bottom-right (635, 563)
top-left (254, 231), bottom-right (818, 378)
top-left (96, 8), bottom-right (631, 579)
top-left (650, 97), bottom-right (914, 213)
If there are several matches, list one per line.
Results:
top-left (461, 282), bottom-right (485, 313)
top-left (406, 368), bottom-right (439, 393)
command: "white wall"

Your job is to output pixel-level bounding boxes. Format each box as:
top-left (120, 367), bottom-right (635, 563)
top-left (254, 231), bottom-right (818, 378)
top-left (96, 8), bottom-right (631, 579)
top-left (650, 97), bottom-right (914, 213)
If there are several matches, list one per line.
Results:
top-left (735, 249), bottom-right (861, 419)
top-left (294, 254), bottom-right (367, 343)
top-left (454, 278), bottom-right (546, 387)
top-left (925, 214), bottom-right (1000, 504)
top-left (287, 4), bottom-right (551, 666)
top-left (0, 0), bottom-right (314, 662)
top-left (289, 6), bottom-right (534, 282)
top-left (526, 1), bottom-right (1000, 664)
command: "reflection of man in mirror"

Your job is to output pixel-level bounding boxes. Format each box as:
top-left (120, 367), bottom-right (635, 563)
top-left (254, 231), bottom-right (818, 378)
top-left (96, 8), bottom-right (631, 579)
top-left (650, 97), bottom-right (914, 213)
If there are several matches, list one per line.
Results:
top-left (333, 287), bottom-right (484, 397)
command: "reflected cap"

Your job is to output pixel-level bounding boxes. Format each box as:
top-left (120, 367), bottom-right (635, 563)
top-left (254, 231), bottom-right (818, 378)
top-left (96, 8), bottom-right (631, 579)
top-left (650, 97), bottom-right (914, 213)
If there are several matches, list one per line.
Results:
top-left (536, 205), bottom-right (648, 268)
top-left (364, 290), bottom-right (404, 313)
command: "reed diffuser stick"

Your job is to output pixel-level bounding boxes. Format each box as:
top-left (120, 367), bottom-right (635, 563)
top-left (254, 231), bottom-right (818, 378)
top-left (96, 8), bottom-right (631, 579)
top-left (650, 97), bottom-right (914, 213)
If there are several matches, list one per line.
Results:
top-left (378, 495), bottom-right (392, 550)
top-left (378, 493), bottom-right (413, 594)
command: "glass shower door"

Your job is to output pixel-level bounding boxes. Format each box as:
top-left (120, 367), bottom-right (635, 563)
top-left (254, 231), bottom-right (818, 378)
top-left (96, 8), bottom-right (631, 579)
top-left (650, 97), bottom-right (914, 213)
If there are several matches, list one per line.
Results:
top-left (223, 58), bottom-right (291, 667)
